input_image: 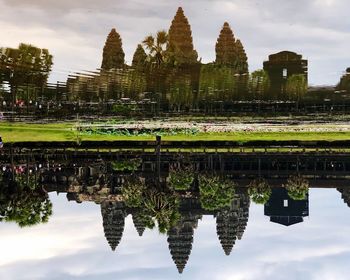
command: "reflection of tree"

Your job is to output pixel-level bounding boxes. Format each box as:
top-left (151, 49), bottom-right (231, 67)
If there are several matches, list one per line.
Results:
top-left (111, 158), bottom-right (142, 172)
top-left (247, 178), bottom-right (271, 205)
top-left (169, 165), bottom-right (194, 191)
top-left (121, 177), bottom-right (145, 208)
top-left (143, 189), bottom-right (180, 233)
top-left (0, 183), bottom-right (52, 228)
top-left (199, 175), bottom-right (236, 211)
top-left (121, 176), bottom-right (181, 234)
top-left (284, 175), bottom-right (309, 200)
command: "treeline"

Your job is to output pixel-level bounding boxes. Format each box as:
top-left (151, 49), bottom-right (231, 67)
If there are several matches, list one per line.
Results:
top-left (0, 43), bottom-right (53, 105)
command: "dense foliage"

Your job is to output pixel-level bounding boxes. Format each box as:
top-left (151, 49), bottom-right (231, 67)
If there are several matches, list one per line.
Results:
top-left (199, 175), bottom-right (236, 211)
top-left (247, 178), bottom-right (272, 205)
top-left (284, 175), bottom-right (309, 200)
top-left (168, 165), bottom-right (194, 191)
top-left (0, 170), bottom-right (53, 227)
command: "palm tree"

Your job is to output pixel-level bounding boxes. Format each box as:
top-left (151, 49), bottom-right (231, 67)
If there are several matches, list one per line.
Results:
top-left (142, 30), bottom-right (169, 67)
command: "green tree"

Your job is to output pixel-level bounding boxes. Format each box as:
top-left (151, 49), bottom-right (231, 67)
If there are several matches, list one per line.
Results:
top-left (286, 74), bottom-right (307, 105)
top-left (0, 181), bottom-right (53, 228)
top-left (247, 178), bottom-right (271, 204)
top-left (142, 189), bottom-right (180, 234)
top-left (121, 178), bottom-right (145, 208)
top-left (142, 30), bottom-right (169, 67)
top-left (0, 43), bottom-right (53, 104)
top-left (284, 175), bottom-right (309, 200)
top-left (249, 70), bottom-right (270, 100)
top-left (199, 64), bottom-right (237, 105)
top-left (168, 165), bottom-right (194, 191)
top-left (199, 175), bottom-right (236, 211)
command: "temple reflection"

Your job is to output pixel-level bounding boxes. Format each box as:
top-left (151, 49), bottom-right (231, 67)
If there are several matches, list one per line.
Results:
top-left (265, 188), bottom-right (309, 226)
top-left (1, 149), bottom-right (350, 273)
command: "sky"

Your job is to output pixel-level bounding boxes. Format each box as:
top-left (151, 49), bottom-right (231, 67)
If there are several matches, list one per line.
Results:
top-left (0, 0), bottom-right (349, 85)
top-left (0, 189), bottom-right (350, 280)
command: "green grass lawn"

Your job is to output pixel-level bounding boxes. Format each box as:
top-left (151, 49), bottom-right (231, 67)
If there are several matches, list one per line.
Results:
top-left (1, 122), bottom-right (350, 143)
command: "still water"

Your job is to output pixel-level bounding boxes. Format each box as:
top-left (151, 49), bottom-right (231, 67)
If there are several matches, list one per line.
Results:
top-left (1, 150), bottom-right (350, 279)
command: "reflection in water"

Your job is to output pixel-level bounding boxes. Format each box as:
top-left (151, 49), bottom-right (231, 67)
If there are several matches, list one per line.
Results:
top-left (265, 188), bottom-right (309, 226)
top-left (0, 166), bottom-right (52, 228)
top-left (1, 149), bottom-right (350, 273)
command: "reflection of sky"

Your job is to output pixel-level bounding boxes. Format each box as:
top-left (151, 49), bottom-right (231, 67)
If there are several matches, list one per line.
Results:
top-left (0, 0), bottom-right (349, 85)
top-left (0, 189), bottom-right (349, 280)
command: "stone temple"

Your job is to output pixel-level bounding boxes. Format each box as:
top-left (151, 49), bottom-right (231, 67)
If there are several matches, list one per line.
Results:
top-left (263, 51), bottom-right (308, 98)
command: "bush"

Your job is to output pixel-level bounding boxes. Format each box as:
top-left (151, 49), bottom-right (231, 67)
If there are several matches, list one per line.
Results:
top-left (247, 178), bottom-right (271, 205)
top-left (199, 175), bottom-right (236, 211)
top-left (284, 175), bottom-right (309, 200)
top-left (168, 166), bottom-right (194, 191)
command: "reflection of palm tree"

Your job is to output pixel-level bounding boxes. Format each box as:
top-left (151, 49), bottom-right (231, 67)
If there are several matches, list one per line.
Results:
top-left (247, 178), bottom-right (271, 205)
top-left (284, 175), bottom-right (309, 200)
top-left (143, 189), bottom-right (180, 233)
top-left (142, 31), bottom-right (168, 67)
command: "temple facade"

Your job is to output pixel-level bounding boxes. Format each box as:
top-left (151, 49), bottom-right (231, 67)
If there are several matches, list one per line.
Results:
top-left (263, 51), bottom-right (308, 99)
top-left (264, 188), bottom-right (309, 226)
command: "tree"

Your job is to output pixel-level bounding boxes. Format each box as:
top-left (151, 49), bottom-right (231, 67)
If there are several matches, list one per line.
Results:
top-left (284, 175), bottom-right (309, 200)
top-left (167, 7), bottom-right (198, 65)
top-left (199, 175), bottom-right (236, 211)
top-left (121, 177), bottom-right (145, 208)
top-left (0, 175), bottom-right (53, 228)
top-left (0, 43), bottom-right (53, 104)
top-left (142, 189), bottom-right (180, 234)
top-left (247, 178), bottom-right (271, 205)
top-left (142, 30), bottom-right (169, 67)
top-left (286, 74), bottom-right (307, 105)
top-left (168, 165), bottom-right (194, 191)
top-left (249, 70), bottom-right (270, 100)
top-left (101, 28), bottom-right (125, 70)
